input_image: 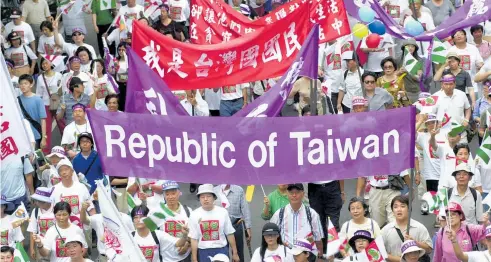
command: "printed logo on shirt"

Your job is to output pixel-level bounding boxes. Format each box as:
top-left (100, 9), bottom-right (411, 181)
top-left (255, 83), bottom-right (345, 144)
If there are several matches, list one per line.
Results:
top-left (11, 52), bottom-right (25, 67)
top-left (50, 175), bottom-right (61, 186)
top-left (55, 237), bottom-right (69, 257)
top-left (44, 43), bottom-right (55, 55)
top-left (459, 55), bottom-right (471, 70)
top-left (446, 154), bottom-right (456, 160)
top-left (387, 5), bottom-right (400, 18)
top-left (124, 13), bottom-right (138, 20)
top-left (164, 220), bottom-right (186, 237)
top-left (139, 245), bottom-right (156, 261)
top-left (222, 86), bottom-right (237, 94)
top-left (326, 54), bottom-right (341, 70)
top-left (38, 218), bottom-right (55, 236)
top-left (200, 220), bottom-right (220, 241)
top-left (13, 30), bottom-right (25, 39)
top-left (373, 175), bottom-right (388, 181)
top-left (60, 195), bottom-right (80, 215)
top-left (0, 230), bottom-right (8, 245)
top-left (170, 6), bottom-right (182, 20)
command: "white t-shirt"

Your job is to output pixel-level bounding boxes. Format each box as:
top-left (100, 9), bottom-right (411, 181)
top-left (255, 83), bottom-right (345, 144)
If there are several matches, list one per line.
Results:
top-left (60, 120), bottom-right (93, 151)
top-left (42, 223), bottom-right (86, 262)
top-left (38, 34), bottom-right (64, 55)
top-left (80, 62), bottom-right (92, 74)
top-left (466, 250), bottom-right (491, 262)
top-left (118, 5), bottom-right (144, 32)
top-left (61, 71), bottom-right (94, 96)
top-left (168, 0), bottom-right (190, 23)
top-left (416, 132), bottom-right (444, 180)
top-left (361, 34), bottom-right (394, 72)
top-left (367, 170), bottom-right (408, 188)
top-left (62, 43), bottom-right (97, 59)
top-left (338, 218), bottom-right (381, 244)
top-left (188, 206), bottom-right (235, 249)
top-left (51, 181), bottom-right (94, 217)
top-left (41, 165), bottom-right (78, 188)
top-left (220, 83), bottom-right (249, 100)
top-left (5, 45), bottom-right (37, 68)
top-left (321, 43), bottom-right (345, 94)
top-left (36, 72), bottom-right (63, 105)
top-left (126, 177), bottom-right (165, 211)
top-left (133, 230), bottom-right (178, 262)
top-left (107, 30), bottom-right (122, 57)
top-left (159, 204), bottom-right (192, 260)
top-left (3, 21), bottom-right (35, 46)
top-left (204, 88), bottom-right (221, 110)
top-left (0, 215), bottom-right (24, 247)
top-left (27, 207), bottom-right (55, 237)
top-left (88, 213), bottom-right (134, 255)
top-left (449, 44), bottom-right (484, 89)
top-left (251, 245), bottom-right (295, 262)
top-left (94, 75), bottom-right (118, 110)
top-left (435, 143), bottom-right (481, 189)
top-left (433, 89), bottom-right (470, 124)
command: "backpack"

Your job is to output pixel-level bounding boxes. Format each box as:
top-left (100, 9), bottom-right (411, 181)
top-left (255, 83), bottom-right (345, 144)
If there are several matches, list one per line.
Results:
top-left (344, 70), bottom-right (349, 80)
top-left (447, 187), bottom-right (477, 219)
top-left (278, 206), bottom-right (314, 240)
top-left (132, 231), bottom-right (163, 262)
top-left (182, 204), bottom-right (190, 218)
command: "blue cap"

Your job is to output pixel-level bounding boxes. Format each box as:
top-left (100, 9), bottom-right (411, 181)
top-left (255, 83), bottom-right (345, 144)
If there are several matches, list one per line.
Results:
top-left (162, 181), bottom-right (179, 191)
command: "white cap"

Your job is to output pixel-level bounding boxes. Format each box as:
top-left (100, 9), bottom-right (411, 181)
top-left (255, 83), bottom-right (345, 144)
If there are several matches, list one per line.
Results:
top-left (208, 253), bottom-right (229, 262)
top-left (56, 158), bottom-right (73, 171)
top-left (288, 239), bottom-right (313, 255)
top-left (197, 184), bottom-right (216, 197)
top-left (64, 234), bottom-right (87, 247)
top-left (46, 146), bottom-right (67, 158)
top-left (31, 187), bottom-right (53, 203)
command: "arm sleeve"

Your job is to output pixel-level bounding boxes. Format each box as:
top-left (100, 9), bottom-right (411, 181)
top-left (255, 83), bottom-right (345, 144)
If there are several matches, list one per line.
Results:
top-left (188, 214), bottom-right (200, 240)
top-left (240, 189), bottom-right (252, 228)
top-left (39, 98), bottom-right (47, 119)
top-left (223, 210), bottom-right (236, 235)
top-left (433, 230), bottom-right (442, 262)
top-left (476, 193), bottom-right (484, 222)
top-left (44, 2), bottom-right (50, 17)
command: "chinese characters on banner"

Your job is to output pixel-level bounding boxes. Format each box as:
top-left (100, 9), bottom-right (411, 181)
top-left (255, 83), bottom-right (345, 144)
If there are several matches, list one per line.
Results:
top-left (0, 53), bottom-right (32, 164)
top-left (189, 0), bottom-right (351, 44)
top-left (131, 9), bottom-right (311, 90)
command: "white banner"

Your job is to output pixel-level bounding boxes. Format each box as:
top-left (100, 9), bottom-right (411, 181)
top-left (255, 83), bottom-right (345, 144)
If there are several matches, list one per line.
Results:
top-left (95, 180), bottom-right (146, 262)
top-left (0, 53), bottom-right (32, 164)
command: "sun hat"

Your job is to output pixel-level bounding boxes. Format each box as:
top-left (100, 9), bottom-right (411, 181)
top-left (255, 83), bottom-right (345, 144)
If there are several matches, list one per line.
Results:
top-left (288, 239), bottom-right (313, 255)
top-left (451, 163), bottom-right (474, 177)
top-left (197, 184), bottom-right (217, 199)
top-left (262, 223), bottom-right (280, 236)
top-left (400, 240), bottom-right (425, 261)
top-left (31, 187), bottom-right (54, 203)
top-left (348, 230), bottom-right (374, 251)
top-left (446, 52), bottom-right (461, 62)
top-left (64, 234), bottom-right (88, 247)
top-left (352, 96), bottom-right (368, 107)
top-left (208, 253), bottom-right (229, 262)
top-left (72, 27), bottom-right (85, 35)
top-left (446, 202), bottom-right (466, 221)
top-left (46, 146), bottom-right (67, 158)
top-left (162, 180), bottom-right (179, 191)
top-left (401, 39), bottom-right (419, 52)
top-left (425, 113), bottom-right (437, 123)
top-left (0, 195), bottom-right (15, 212)
top-left (56, 158), bottom-right (73, 171)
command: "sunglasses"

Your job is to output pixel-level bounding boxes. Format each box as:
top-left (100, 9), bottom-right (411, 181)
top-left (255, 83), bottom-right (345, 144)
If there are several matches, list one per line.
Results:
top-left (70, 85), bottom-right (80, 89)
top-left (364, 80), bottom-right (376, 84)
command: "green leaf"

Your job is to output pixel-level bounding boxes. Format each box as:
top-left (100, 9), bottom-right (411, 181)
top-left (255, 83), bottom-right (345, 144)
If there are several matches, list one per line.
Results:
top-left (143, 217), bottom-right (158, 231)
top-left (433, 46), bottom-right (445, 52)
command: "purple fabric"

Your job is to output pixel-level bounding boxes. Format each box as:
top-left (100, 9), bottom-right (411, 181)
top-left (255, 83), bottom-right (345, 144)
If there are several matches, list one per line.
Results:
top-left (345, 0), bottom-right (491, 41)
top-left (235, 25), bottom-right (319, 117)
top-left (103, 47), bottom-right (119, 94)
top-left (125, 47), bottom-right (188, 116)
top-left (34, 189), bottom-right (52, 197)
top-left (86, 106), bottom-right (416, 184)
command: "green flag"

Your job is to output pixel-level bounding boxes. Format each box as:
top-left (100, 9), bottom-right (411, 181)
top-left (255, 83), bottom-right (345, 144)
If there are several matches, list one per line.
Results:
top-left (403, 51), bottom-right (422, 75)
top-left (476, 131), bottom-right (491, 165)
top-left (14, 242), bottom-right (30, 262)
top-left (143, 203), bottom-right (176, 231)
top-left (431, 38), bottom-right (449, 64)
top-left (447, 121), bottom-right (465, 137)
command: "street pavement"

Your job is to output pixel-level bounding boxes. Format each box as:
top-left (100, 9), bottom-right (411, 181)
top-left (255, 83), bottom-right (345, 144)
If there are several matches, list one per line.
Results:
top-left (48, 13), bottom-right (476, 261)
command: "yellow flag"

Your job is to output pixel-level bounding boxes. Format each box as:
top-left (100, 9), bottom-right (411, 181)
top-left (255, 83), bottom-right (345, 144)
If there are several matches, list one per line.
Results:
top-left (245, 185), bottom-right (255, 202)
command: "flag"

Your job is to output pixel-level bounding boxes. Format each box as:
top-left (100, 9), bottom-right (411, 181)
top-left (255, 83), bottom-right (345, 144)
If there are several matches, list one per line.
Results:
top-left (214, 186), bottom-right (230, 208)
top-left (234, 24), bottom-right (319, 118)
top-left (476, 130), bottom-right (491, 165)
top-left (143, 0), bottom-right (161, 17)
top-left (127, 193), bottom-right (142, 213)
top-left (143, 203), bottom-right (177, 231)
top-left (483, 193), bottom-right (491, 208)
top-left (125, 47), bottom-right (188, 115)
top-left (111, 15), bottom-right (126, 31)
top-left (437, 188), bottom-right (448, 207)
top-left (14, 242), bottom-right (30, 262)
top-left (421, 191), bottom-right (440, 214)
top-left (441, 113), bottom-right (450, 128)
top-left (58, 0), bottom-right (83, 16)
top-left (334, 35), bottom-right (354, 60)
top-left (339, 238), bottom-right (351, 255)
top-left (100, 0), bottom-right (116, 10)
top-left (403, 51), bottom-right (423, 75)
top-left (42, 54), bottom-right (66, 72)
top-left (441, 120), bottom-right (465, 137)
top-left (361, 237), bottom-right (387, 262)
top-left (326, 218), bottom-right (342, 257)
top-left (96, 180), bottom-right (146, 261)
top-left (0, 53), bottom-right (32, 164)
top-left (100, 38), bottom-right (119, 94)
top-left (245, 185), bottom-right (255, 202)
top-left (10, 202), bottom-right (28, 228)
top-left (431, 38), bottom-right (449, 64)
top-left (418, 95), bottom-right (439, 107)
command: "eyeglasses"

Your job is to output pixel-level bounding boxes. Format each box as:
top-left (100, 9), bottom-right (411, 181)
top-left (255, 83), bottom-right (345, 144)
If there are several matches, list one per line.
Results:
top-left (364, 80), bottom-right (376, 84)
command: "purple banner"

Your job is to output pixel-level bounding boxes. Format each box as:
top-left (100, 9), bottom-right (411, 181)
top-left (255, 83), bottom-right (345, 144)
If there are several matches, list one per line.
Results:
top-left (125, 47), bottom-right (188, 116)
top-left (345, 0), bottom-right (491, 41)
top-left (235, 25), bottom-right (319, 117)
top-left (86, 107), bottom-right (416, 185)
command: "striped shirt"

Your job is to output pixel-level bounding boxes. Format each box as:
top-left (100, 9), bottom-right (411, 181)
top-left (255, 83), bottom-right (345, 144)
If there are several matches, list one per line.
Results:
top-left (57, 93), bottom-right (91, 124)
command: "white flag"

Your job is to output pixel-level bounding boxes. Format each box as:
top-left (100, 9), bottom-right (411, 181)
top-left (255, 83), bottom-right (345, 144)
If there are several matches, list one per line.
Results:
top-left (0, 53), bottom-right (32, 164)
top-left (96, 180), bottom-right (146, 262)
top-left (11, 202), bottom-right (28, 227)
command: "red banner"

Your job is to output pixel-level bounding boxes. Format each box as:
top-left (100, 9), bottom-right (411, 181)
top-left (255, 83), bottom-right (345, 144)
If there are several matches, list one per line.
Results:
top-left (131, 8), bottom-right (311, 90)
top-left (189, 0), bottom-right (350, 45)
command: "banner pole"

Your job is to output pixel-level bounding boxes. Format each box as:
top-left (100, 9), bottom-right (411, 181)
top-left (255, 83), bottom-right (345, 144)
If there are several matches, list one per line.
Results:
top-left (352, 53), bottom-right (366, 97)
top-left (407, 168), bottom-right (414, 232)
top-left (309, 78), bottom-right (318, 116)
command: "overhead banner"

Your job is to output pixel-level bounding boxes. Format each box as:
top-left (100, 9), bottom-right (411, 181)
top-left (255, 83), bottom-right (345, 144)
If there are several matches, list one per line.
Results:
top-left (125, 47), bottom-right (188, 116)
top-left (345, 0), bottom-right (491, 41)
top-left (189, 0), bottom-right (350, 44)
top-left (131, 9), bottom-right (311, 90)
top-left (87, 107), bottom-right (416, 184)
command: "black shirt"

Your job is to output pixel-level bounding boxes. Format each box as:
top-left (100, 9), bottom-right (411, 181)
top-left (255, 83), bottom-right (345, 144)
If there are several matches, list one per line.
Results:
top-left (443, 69), bottom-right (473, 93)
top-left (152, 20), bottom-right (185, 41)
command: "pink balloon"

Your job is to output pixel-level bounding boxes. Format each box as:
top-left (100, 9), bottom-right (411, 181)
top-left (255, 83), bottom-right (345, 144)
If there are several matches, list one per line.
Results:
top-left (366, 34), bottom-right (381, 48)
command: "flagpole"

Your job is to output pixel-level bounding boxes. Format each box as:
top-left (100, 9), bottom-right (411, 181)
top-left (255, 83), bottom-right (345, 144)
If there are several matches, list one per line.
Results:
top-left (352, 53), bottom-right (366, 97)
top-left (407, 168), bottom-right (415, 232)
top-left (309, 78), bottom-right (318, 116)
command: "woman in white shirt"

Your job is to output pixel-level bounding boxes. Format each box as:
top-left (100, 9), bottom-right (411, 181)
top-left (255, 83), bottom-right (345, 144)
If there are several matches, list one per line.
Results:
top-left (34, 202), bottom-right (87, 262)
top-left (339, 197), bottom-right (381, 257)
top-left (4, 31), bottom-right (37, 76)
top-left (75, 46), bottom-right (94, 74)
top-left (114, 43), bottom-right (129, 111)
top-left (251, 223), bottom-right (294, 262)
top-left (89, 59), bottom-right (119, 110)
top-left (36, 56), bottom-right (63, 151)
top-left (38, 20), bottom-right (64, 55)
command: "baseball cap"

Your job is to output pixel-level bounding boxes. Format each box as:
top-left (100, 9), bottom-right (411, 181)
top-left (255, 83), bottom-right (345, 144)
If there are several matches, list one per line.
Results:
top-left (56, 158), bottom-right (73, 171)
top-left (162, 180), bottom-right (179, 191)
top-left (288, 239), bottom-right (313, 256)
top-left (7, 32), bottom-right (21, 41)
top-left (10, 8), bottom-right (21, 18)
top-left (425, 113), bottom-right (437, 123)
top-left (352, 96), bottom-right (368, 106)
top-left (69, 77), bottom-right (85, 88)
top-left (64, 234), bottom-right (87, 247)
top-left (446, 202), bottom-right (466, 221)
top-left (262, 223), bottom-right (280, 236)
top-left (287, 184), bottom-right (304, 191)
top-left (72, 27), bottom-right (85, 35)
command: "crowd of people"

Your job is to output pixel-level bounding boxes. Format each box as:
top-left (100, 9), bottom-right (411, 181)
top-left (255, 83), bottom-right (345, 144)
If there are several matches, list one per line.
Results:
top-left (2, 0), bottom-right (491, 261)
